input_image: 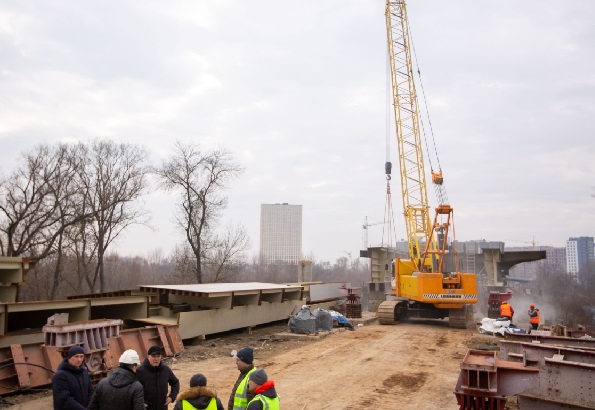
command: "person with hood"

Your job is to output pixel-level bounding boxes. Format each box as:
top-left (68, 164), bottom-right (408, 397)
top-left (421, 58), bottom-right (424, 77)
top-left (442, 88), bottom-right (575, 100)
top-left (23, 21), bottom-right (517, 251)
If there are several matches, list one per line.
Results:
top-left (136, 345), bottom-right (180, 410)
top-left (246, 369), bottom-right (280, 410)
top-left (89, 349), bottom-right (144, 410)
top-left (52, 345), bottom-right (94, 409)
top-left (228, 346), bottom-right (257, 410)
top-left (174, 373), bottom-right (224, 410)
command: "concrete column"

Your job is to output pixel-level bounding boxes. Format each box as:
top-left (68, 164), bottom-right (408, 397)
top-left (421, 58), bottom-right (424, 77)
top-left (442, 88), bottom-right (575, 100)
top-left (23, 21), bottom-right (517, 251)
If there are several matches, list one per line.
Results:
top-left (483, 249), bottom-right (502, 286)
top-left (298, 259), bottom-right (313, 283)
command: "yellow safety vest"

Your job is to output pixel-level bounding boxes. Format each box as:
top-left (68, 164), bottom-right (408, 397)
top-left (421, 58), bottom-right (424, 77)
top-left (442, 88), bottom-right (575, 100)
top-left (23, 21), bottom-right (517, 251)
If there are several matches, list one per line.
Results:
top-left (233, 368), bottom-right (256, 410)
top-left (247, 394), bottom-right (280, 410)
top-left (182, 398), bottom-right (217, 410)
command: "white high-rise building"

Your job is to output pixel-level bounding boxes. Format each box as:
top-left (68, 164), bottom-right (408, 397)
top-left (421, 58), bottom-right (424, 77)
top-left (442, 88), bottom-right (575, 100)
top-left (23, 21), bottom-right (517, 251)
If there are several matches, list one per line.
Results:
top-left (566, 240), bottom-right (579, 274)
top-left (260, 203), bottom-right (302, 264)
top-left (566, 236), bottom-right (595, 275)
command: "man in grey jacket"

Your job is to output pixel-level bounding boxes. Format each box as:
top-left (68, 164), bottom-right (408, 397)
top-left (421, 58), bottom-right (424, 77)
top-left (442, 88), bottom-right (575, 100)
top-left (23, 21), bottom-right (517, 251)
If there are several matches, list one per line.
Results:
top-left (89, 349), bottom-right (144, 410)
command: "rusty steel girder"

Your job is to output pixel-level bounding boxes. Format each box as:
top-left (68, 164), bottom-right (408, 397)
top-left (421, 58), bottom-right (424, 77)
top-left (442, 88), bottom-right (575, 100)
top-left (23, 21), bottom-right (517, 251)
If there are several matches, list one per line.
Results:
top-left (500, 340), bottom-right (595, 367)
top-left (0, 323), bottom-right (184, 396)
top-left (0, 343), bottom-right (62, 396)
top-left (503, 332), bottom-right (595, 349)
top-left (454, 349), bottom-right (539, 410)
top-left (44, 319), bottom-right (123, 373)
top-left (517, 358), bottom-right (595, 409)
top-left (103, 324), bottom-right (184, 370)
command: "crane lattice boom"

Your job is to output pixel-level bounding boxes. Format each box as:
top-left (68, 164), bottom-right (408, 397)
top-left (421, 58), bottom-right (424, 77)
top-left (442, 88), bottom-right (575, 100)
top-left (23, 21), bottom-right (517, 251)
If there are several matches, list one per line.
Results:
top-left (385, 0), bottom-right (435, 267)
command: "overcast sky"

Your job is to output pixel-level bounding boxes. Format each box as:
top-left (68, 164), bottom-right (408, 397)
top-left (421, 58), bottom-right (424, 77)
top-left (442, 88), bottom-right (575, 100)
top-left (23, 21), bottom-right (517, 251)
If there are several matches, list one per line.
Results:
top-left (1, 1), bottom-right (594, 263)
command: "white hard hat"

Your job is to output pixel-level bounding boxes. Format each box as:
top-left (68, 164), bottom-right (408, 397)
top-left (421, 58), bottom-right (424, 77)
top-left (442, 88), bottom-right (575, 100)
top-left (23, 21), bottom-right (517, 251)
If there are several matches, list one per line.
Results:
top-left (119, 349), bottom-right (140, 365)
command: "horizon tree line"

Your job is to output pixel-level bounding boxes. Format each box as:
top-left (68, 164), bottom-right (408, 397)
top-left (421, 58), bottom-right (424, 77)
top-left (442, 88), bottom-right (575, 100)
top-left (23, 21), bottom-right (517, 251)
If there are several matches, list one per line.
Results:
top-left (0, 139), bottom-right (249, 299)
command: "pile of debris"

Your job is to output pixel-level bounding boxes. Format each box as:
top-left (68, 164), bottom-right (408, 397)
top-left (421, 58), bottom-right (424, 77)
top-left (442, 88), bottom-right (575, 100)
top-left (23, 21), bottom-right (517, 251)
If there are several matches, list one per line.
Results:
top-left (288, 306), bottom-right (354, 335)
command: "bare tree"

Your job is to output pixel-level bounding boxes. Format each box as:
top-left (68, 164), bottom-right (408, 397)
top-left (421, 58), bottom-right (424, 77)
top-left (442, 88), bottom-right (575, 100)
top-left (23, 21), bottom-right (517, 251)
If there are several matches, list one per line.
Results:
top-left (155, 141), bottom-right (243, 283)
top-left (74, 140), bottom-right (148, 293)
top-left (68, 217), bottom-right (98, 295)
top-left (0, 144), bottom-right (83, 259)
top-left (167, 244), bottom-right (199, 284)
top-left (0, 141), bottom-right (148, 298)
top-left (203, 224), bottom-right (250, 282)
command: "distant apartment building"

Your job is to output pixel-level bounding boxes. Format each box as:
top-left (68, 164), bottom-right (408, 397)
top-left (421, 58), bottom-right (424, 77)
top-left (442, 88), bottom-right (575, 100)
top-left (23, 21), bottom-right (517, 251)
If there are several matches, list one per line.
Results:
top-left (566, 236), bottom-right (595, 275)
top-left (260, 203), bottom-right (302, 264)
top-left (545, 247), bottom-right (566, 270)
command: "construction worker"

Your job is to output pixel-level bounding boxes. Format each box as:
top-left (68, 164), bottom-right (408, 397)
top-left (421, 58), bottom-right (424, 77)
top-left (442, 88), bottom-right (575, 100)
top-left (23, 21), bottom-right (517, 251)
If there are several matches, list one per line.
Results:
top-left (528, 304), bottom-right (540, 330)
top-left (174, 373), bottom-right (224, 410)
top-left (52, 345), bottom-right (94, 409)
top-left (228, 347), bottom-right (256, 410)
top-left (89, 349), bottom-right (144, 410)
top-left (500, 301), bottom-right (514, 322)
top-left (246, 369), bottom-right (280, 410)
top-left (136, 345), bottom-right (180, 410)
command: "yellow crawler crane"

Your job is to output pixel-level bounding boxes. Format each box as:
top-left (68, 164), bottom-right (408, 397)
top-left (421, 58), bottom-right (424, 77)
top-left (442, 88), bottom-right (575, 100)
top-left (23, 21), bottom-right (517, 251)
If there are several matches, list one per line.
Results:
top-left (378, 0), bottom-right (477, 329)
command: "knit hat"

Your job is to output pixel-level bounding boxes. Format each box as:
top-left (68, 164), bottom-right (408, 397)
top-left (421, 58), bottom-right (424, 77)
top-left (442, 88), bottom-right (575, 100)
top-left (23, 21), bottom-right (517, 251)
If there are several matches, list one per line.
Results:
top-left (67, 346), bottom-right (85, 359)
top-left (147, 345), bottom-right (163, 356)
top-left (249, 369), bottom-right (267, 385)
top-left (190, 373), bottom-right (207, 387)
top-left (235, 347), bottom-right (254, 364)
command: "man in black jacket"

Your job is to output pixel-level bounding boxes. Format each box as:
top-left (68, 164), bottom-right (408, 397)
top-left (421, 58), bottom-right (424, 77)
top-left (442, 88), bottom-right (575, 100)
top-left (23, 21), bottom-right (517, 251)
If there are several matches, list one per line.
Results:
top-left (89, 349), bottom-right (144, 410)
top-left (52, 345), bottom-right (94, 409)
top-left (137, 345), bottom-right (180, 410)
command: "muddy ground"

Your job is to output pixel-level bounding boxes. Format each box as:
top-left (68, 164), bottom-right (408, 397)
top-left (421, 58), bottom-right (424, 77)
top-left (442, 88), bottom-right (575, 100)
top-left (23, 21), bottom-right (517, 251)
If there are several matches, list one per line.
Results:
top-left (4, 319), bottom-right (504, 409)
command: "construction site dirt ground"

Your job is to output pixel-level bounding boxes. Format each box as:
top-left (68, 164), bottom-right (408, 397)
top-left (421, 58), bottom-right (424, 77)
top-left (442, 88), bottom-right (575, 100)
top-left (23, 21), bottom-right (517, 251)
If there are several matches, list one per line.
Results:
top-left (6, 318), bottom-right (505, 410)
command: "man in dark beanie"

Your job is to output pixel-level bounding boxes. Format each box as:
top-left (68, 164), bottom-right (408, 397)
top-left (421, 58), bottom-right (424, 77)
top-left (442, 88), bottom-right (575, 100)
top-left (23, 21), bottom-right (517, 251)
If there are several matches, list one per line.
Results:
top-left (52, 345), bottom-right (94, 409)
top-left (246, 369), bottom-right (280, 410)
top-left (173, 373), bottom-right (224, 410)
top-left (136, 345), bottom-right (180, 410)
top-left (228, 347), bottom-right (256, 410)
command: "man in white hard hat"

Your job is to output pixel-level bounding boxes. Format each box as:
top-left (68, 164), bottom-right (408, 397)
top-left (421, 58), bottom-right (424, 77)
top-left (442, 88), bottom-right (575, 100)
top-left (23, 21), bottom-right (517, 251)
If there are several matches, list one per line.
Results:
top-left (88, 349), bottom-right (144, 410)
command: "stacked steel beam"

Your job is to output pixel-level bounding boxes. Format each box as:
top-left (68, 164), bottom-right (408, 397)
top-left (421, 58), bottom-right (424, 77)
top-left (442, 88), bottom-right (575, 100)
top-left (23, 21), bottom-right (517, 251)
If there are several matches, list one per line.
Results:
top-left (455, 331), bottom-right (595, 409)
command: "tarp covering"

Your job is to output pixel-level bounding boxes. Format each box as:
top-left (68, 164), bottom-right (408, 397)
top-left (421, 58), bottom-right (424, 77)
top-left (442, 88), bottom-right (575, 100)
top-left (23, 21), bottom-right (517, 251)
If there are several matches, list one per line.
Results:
top-left (289, 307), bottom-right (317, 334)
top-left (313, 308), bottom-right (333, 331)
top-left (289, 307), bottom-right (355, 333)
top-left (328, 310), bottom-right (354, 330)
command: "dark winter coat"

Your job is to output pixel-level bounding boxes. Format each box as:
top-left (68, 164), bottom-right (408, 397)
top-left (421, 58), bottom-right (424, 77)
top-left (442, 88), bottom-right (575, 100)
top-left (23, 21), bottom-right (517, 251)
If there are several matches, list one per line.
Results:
top-left (227, 366), bottom-right (255, 410)
top-left (88, 365), bottom-right (144, 410)
top-left (246, 381), bottom-right (279, 410)
top-left (136, 358), bottom-right (180, 410)
top-left (173, 385), bottom-right (224, 410)
top-left (52, 358), bottom-right (94, 409)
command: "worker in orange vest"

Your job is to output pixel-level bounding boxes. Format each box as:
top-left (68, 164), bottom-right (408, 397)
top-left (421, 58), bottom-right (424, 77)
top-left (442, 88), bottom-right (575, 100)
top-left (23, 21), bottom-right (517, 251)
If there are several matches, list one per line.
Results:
top-left (500, 301), bottom-right (514, 322)
top-left (528, 304), bottom-right (540, 330)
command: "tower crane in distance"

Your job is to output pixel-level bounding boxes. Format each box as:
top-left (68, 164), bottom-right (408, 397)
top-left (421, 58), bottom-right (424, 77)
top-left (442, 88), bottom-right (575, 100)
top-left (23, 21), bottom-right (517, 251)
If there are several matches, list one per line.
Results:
top-left (377, 0), bottom-right (477, 328)
top-left (362, 216), bottom-right (387, 249)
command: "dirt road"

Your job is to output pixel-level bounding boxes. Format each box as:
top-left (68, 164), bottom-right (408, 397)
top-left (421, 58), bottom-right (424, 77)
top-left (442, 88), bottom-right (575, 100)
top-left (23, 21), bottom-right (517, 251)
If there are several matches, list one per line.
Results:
top-left (9, 319), bottom-right (478, 409)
